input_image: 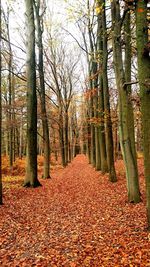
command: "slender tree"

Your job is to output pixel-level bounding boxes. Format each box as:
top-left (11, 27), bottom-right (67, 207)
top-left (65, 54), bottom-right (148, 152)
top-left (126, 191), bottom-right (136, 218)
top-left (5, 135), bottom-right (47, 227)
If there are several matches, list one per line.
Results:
top-left (101, 0), bottom-right (117, 182)
top-left (3, 7), bottom-right (15, 167)
top-left (7, 11), bottom-right (14, 168)
top-left (86, 0), bottom-right (96, 167)
top-left (97, 2), bottom-right (108, 173)
top-left (34, 0), bottom-right (50, 179)
top-left (24, 0), bottom-right (41, 187)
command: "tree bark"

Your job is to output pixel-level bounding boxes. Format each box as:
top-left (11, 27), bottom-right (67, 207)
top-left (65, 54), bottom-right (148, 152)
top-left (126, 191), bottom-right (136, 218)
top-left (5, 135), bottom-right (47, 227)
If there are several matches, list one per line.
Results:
top-left (34, 0), bottom-right (50, 179)
top-left (111, 0), bottom-right (140, 202)
top-left (5, 10), bottom-right (14, 168)
top-left (0, 0), bottom-right (2, 204)
top-left (102, 0), bottom-right (117, 182)
top-left (136, 0), bottom-right (150, 228)
top-left (59, 107), bottom-right (66, 167)
top-left (97, 9), bottom-right (108, 173)
top-left (24, 0), bottom-right (41, 187)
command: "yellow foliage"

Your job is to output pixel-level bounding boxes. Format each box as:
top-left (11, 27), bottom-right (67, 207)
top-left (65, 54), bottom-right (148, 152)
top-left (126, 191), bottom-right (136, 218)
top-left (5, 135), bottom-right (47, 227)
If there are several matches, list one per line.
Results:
top-left (95, 6), bottom-right (102, 15)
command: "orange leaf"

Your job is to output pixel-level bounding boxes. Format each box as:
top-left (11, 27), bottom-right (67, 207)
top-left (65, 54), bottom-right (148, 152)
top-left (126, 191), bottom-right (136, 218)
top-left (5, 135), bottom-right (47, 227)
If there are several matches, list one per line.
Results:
top-left (137, 8), bottom-right (144, 13)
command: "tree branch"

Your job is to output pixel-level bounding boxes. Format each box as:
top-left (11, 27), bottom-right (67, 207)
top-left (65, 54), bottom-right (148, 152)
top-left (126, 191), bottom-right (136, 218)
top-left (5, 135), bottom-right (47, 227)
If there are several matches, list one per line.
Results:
top-left (123, 80), bottom-right (139, 89)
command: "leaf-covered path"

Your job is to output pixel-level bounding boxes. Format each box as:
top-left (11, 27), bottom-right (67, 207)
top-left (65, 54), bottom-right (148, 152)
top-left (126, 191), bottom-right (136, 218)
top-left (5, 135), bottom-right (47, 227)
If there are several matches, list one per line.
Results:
top-left (0, 155), bottom-right (150, 266)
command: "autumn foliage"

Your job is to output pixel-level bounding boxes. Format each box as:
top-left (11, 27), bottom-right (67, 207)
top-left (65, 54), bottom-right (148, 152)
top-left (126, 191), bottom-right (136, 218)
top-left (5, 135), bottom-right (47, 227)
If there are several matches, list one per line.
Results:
top-left (0, 155), bottom-right (150, 266)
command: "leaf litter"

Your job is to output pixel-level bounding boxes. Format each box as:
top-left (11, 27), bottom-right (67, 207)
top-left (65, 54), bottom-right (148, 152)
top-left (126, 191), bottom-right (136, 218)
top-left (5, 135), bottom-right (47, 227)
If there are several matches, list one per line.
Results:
top-left (0, 155), bottom-right (150, 266)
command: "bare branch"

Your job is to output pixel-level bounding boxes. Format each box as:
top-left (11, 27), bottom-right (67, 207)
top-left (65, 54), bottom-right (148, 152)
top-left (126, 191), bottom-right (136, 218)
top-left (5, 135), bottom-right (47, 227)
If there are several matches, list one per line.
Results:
top-left (123, 80), bottom-right (139, 89)
top-left (1, 36), bottom-right (26, 54)
top-left (61, 27), bottom-right (89, 54)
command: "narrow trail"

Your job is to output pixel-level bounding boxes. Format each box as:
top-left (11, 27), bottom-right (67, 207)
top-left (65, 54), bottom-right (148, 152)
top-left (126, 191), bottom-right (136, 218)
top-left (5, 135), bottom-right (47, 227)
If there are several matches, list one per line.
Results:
top-left (0, 155), bottom-right (149, 266)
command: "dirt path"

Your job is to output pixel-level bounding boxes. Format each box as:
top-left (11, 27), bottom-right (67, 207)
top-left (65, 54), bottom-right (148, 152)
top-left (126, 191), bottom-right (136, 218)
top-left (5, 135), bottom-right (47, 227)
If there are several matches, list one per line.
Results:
top-left (0, 155), bottom-right (149, 266)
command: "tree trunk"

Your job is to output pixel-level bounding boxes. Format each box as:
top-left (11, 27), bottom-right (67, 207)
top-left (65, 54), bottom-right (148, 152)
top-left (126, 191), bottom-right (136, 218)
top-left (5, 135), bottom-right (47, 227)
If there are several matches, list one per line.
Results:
top-left (24, 0), bottom-right (41, 187)
top-left (53, 128), bottom-right (58, 162)
top-left (59, 108), bottom-right (66, 167)
top-left (87, 0), bottom-right (96, 167)
top-left (64, 108), bottom-right (69, 164)
top-left (102, 0), bottom-right (117, 182)
top-left (89, 77), bottom-right (96, 167)
top-left (93, 61), bottom-right (101, 170)
top-left (97, 8), bottom-right (108, 173)
top-left (136, 0), bottom-right (150, 228)
top-left (34, 1), bottom-right (50, 179)
top-left (124, 8), bottom-right (139, 187)
top-left (6, 13), bottom-right (14, 168)
top-left (99, 79), bottom-right (108, 173)
top-left (86, 106), bottom-right (91, 163)
top-left (19, 111), bottom-right (23, 159)
top-left (0, 0), bottom-right (2, 204)
top-left (111, 0), bottom-right (140, 202)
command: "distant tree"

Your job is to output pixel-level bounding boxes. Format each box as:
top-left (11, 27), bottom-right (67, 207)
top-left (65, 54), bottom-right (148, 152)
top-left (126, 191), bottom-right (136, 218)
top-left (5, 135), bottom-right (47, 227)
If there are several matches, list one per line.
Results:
top-left (2, 7), bottom-right (15, 168)
top-left (44, 28), bottom-right (78, 166)
top-left (23, 0), bottom-right (41, 187)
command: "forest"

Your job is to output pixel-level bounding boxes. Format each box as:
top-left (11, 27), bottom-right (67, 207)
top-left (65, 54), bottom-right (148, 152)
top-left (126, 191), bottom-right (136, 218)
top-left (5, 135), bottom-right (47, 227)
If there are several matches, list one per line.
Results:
top-left (0, 0), bottom-right (150, 266)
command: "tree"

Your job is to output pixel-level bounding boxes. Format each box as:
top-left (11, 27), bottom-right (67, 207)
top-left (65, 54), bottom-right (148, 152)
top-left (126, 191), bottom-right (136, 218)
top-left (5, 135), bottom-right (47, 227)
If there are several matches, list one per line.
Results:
top-left (135, 0), bottom-right (150, 228)
top-left (111, 0), bottom-right (140, 202)
top-left (44, 25), bottom-right (78, 166)
top-left (100, 0), bottom-right (117, 182)
top-left (97, 0), bottom-right (108, 173)
top-left (2, 7), bottom-right (15, 168)
top-left (23, 0), bottom-right (41, 187)
top-left (34, 0), bottom-right (51, 179)
top-left (0, 0), bottom-right (2, 204)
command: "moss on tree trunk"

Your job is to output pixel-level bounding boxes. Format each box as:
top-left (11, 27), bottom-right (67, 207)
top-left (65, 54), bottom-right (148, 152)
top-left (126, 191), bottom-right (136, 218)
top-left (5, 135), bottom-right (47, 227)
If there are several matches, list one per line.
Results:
top-left (136, 0), bottom-right (150, 228)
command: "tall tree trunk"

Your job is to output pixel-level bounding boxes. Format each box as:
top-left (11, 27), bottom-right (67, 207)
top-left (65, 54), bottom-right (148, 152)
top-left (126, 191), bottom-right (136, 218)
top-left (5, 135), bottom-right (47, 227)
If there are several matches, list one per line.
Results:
top-left (87, 0), bottom-right (96, 167)
top-left (97, 7), bottom-right (108, 173)
top-left (124, 8), bottom-right (138, 183)
top-left (111, 0), bottom-right (140, 202)
top-left (86, 100), bottom-right (91, 163)
top-left (93, 61), bottom-right (101, 170)
top-left (59, 108), bottom-right (66, 167)
top-left (34, 1), bottom-right (50, 179)
top-left (53, 128), bottom-right (58, 162)
top-left (19, 111), bottom-right (23, 159)
top-left (24, 0), bottom-right (41, 187)
top-left (95, 118), bottom-right (101, 170)
top-left (135, 0), bottom-right (150, 228)
top-left (102, 0), bottom-right (117, 182)
top-left (64, 108), bottom-right (69, 164)
top-left (15, 127), bottom-right (20, 158)
top-left (6, 13), bottom-right (13, 168)
top-left (0, 0), bottom-right (2, 204)
top-left (99, 77), bottom-right (108, 173)
top-left (89, 74), bottom-right (96, 167)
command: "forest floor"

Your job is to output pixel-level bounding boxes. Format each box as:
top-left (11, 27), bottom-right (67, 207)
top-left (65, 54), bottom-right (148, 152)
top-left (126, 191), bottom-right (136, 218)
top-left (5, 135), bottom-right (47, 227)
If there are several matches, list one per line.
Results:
top-left (0, 155), bottom-right (150, 267)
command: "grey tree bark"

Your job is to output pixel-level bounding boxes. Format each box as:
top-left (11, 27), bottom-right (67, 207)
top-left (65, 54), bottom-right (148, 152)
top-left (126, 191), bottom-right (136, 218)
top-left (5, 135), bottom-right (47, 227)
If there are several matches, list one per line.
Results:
top-left (0, 0), bottom-right (2, 204)
top-left (101, 0), bottom-right (117, 182)
top-left (111, 0), bottom-right (140, 202)
top-left (24, 0), bottom-right (41, 187)
top-left (135, 0), bottom-right (150, 228)
top-left (34, 0), bottom-right (51, 179)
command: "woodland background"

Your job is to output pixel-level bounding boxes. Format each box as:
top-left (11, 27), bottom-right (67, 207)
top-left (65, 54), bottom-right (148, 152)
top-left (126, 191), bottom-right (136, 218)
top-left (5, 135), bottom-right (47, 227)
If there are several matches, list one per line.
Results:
top-left (0, 0), bottom-right (150, 265)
